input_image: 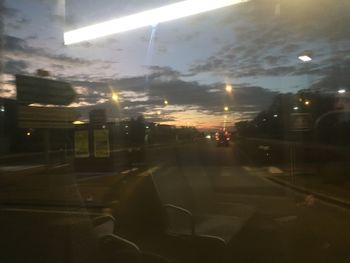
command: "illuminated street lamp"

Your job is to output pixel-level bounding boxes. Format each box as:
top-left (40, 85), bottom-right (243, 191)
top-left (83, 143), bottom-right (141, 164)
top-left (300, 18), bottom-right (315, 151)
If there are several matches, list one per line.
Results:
top-left (224, 106), bottom-right (229, 111)
top-left (112, 92), bottom-right (119, 102)
top-left (304, 100), bottom-right (310, 106)
top-left (225, 84), bottom-right (233, 93)
top-left (164, 100), bottom-right (169, 105)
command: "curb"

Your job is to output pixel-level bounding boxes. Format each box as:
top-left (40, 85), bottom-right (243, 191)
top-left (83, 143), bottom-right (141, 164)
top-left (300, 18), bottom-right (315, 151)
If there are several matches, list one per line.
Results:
top-left (266, 175), bottom-right (350, 210)
top-left (0, 163), bottom-right (71, 177)
top-left (0, 165), bottom-right (46, 176)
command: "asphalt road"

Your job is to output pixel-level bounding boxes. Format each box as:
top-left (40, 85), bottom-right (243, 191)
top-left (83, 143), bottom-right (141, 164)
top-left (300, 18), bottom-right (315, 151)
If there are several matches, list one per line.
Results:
top-left (1, 141), bottom-right (350, 263)
top-left (148, 141), bottom-right (350, 263)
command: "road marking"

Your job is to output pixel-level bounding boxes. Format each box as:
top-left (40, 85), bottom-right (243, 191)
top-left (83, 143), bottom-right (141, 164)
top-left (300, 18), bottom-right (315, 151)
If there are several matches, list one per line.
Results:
top-left (77, 172), bottom-right (115, 182)
top-left (0, 165), bottom-right (44, 171)
top-left (121, 168), bottom-right (133, 174)
top-left (243, 166), bottom-right (254, 172)
top-left (121, 167), bottom-right (139, 174)
top-left (267, 166), bottom-right (284, 174)
top-left (137, 166), bottom-right (160, 177)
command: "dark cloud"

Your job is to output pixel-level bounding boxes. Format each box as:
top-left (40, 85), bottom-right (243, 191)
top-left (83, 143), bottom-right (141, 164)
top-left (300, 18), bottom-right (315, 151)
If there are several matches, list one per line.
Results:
top-left (148, 66), bottom-right (182, 79)
top-left (4, 60), bottom-right (29, 74)
top-left (71, 73), bottom-right (277, 121)
top-left (3, 35), bottom-right (110, 66)
top-left (263, 55), bottom-right (288, 66)
top-left (148, 65), bottom-right (193, 79)
top-left (27, 35), bottom-right (38, 40)
top-left (280, 43), bottom-right (300, 53)
top-left (50, 14), bottom-right (78, 28)
top-left (307, 59), bottom-right (350, 93)
top-left (3, 7), bottom-right (19, 18)
top-left (4, 35), bottom-right (27, 52)
top-left (190, 0), bottom-right (350, 79)
top-left (9, 17), bottom-right (31, 30)
top-left (190, 55), bottom-right (296, 78)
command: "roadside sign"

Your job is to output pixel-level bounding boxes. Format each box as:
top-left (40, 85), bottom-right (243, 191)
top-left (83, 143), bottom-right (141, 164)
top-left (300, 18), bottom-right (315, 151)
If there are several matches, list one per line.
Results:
top-left (290, 113), bottom-right (312, 131)
top-left (93, 129), bottom-right (110, 157)
top-left (16, 74), bottom-right (76, 105)
top-left (74, 131), bottom-right (90, 158)
top-left (17, 105), bottom-right (79, 129)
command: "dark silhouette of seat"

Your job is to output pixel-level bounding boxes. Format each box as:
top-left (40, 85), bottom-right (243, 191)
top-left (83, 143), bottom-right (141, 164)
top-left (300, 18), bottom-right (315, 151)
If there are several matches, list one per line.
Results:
top-left (152, 166), bottom-right (253, 243)
top-left (93, 215), bottom-right (171, 263)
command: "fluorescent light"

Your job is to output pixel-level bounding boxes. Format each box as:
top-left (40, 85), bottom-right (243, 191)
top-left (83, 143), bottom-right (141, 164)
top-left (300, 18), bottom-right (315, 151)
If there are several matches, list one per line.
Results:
top-left (298, 55), bottom-right (312, 62)
top-left (73, 120), bottom-right (85, 125)
top-left (338, 89), bottom-right (346, 94)
top-left (64, 0), bottom-right (247, 45)
top-left (225, 84), bottom-right (233, 93)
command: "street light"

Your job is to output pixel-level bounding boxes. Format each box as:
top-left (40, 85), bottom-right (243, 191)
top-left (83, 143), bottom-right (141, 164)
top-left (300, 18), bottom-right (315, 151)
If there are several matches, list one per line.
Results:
top-left (298, 50), bottom-right (313, 62)
top-left (73, 120), bottom-right (85, 125)
top-left (112, 92), bottom-right (119, 102)
top-left (298, 55), bottom-right (312, 62)
top-left (225, 84), bottom-right (233, 93)
top-left (304, 100), bottom-right (310, 106)
top-left (164, 100), bottom-right (169, 105)
top-left (224, 106), bottom-right (229, 111)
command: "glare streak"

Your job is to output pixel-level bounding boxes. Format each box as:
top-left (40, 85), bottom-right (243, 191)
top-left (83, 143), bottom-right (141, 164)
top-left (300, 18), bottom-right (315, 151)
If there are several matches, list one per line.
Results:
top-left (64, 0), bottom-right (247, 45)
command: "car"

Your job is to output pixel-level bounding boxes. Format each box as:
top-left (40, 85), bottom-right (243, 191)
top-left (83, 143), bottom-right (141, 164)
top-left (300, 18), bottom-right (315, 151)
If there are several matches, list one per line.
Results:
top-left (215, 131), bottom-right (230, 146)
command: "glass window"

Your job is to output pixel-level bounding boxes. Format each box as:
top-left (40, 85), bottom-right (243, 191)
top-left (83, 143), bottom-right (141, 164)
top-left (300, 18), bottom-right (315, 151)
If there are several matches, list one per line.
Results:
top-left (1, 0), bottom-right (350, 262)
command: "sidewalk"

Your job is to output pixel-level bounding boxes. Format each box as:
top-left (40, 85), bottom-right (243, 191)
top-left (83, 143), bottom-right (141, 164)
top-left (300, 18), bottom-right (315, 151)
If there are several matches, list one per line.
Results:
top-left (263, 165), bottom-right (350, 208)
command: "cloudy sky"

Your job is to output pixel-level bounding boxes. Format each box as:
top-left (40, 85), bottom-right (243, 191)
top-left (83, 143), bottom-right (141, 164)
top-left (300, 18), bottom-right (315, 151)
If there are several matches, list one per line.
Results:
top-left (1, 0), bottom-right (350, 129)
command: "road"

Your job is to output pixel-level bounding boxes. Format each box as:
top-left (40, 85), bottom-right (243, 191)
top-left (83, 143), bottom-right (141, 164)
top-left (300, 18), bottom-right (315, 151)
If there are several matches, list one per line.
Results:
top-left (1, 140), bottom-right (350, 262)
top-left (146, 141), bottom-right (350, 262)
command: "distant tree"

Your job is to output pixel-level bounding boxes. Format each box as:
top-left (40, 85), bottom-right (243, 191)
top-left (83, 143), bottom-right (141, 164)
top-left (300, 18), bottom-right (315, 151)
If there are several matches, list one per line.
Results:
top-left (236, 91), bottom-right (339, 141)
